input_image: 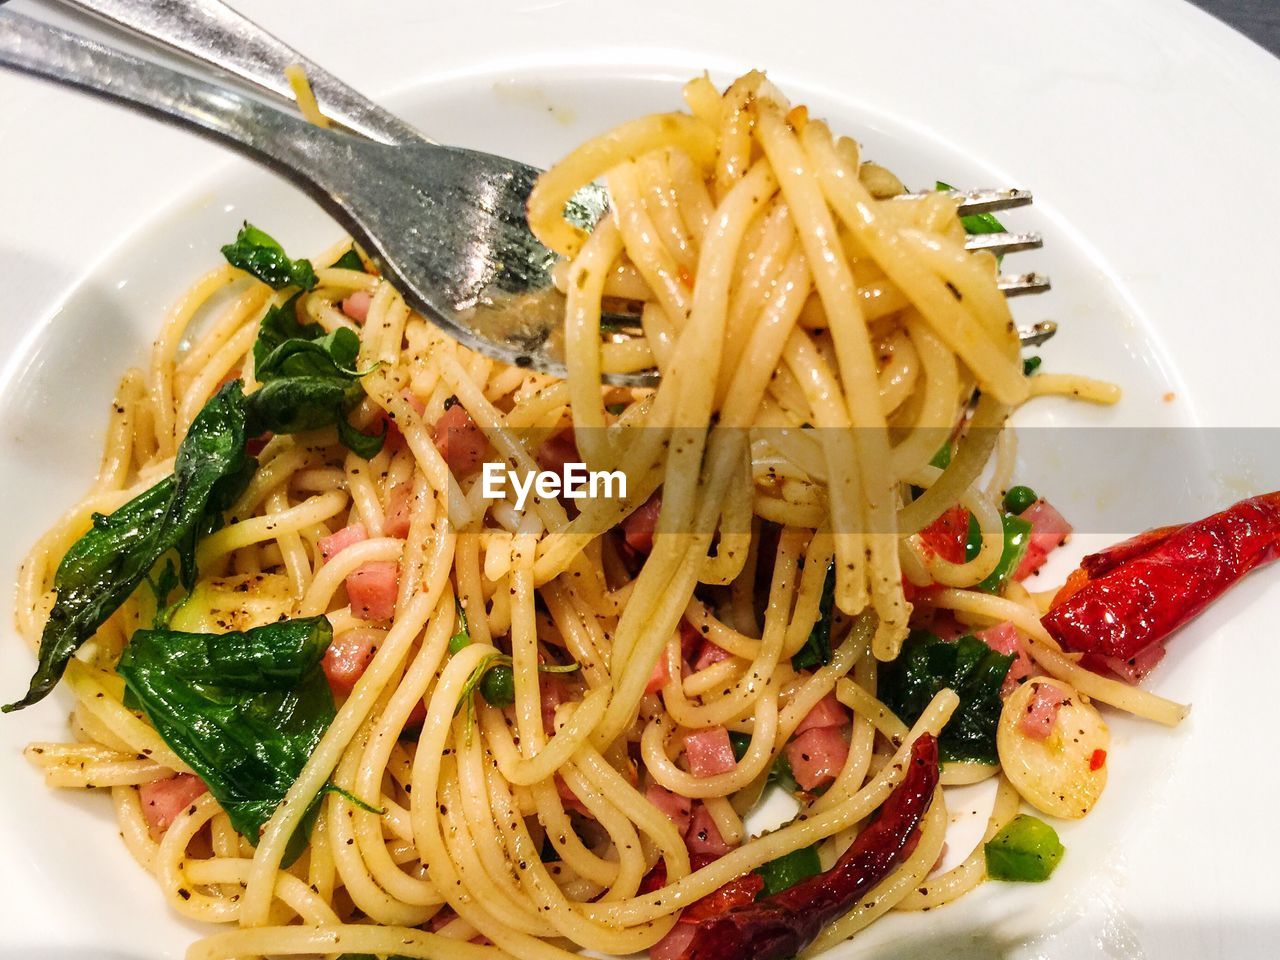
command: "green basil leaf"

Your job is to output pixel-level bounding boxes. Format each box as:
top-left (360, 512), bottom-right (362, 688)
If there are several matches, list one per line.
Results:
top-left (249, 290), bottom-right (380, 460)
top-left (144, 559), bottom-right (188, 629)
top-left (3, 382), bottom-right (254, 712)
top-left (253, 291), bottom-right (322, 370)
top-left (879, 631), bottom-right (1014, 764)
top-left (329, 248), bottom-right (366, 272)
top-left (222, 222), bottom-right (317, 290)
top-left (116, 616), bottom-right (336, 863)
top-left (255, 328), bottom-right (362, 382)
top-left (337, 414), bottom-right (387, 460)
top-left (246, 376), bottom-right (362, 435)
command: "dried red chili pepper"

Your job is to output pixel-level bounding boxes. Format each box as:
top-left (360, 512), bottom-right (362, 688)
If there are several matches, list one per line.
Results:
top-left (674, 733), bottom-right (939, 960)
top-left (680, 873), bottom-right (766, 923)
top-left (1079, 523), bottom-right (1184, 579)
top-left (1043, 492), bottom-right (1280, 663)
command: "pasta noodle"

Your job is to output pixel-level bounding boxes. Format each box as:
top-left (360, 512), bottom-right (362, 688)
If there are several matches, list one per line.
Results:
top-left (11, 71), bottom-right (1186, 960)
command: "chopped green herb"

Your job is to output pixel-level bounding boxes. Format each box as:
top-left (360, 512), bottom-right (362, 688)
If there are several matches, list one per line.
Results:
top-left (321, 783), bottom-right (386, 815)
top-left (879, 631), bottom-right (1014, 764)
top-left (1023, 355), bottom-right (1042, 377)
top-left (117, 616), bottom-right (337, 864)
top-left (728, 731), bottom-right (751, 762)
top-left (222, 222), bottom-right (317, 290)
top-left (985, 814), bottom-right (1064, 882)
top-left (929, 442), bottom-right (953, 470)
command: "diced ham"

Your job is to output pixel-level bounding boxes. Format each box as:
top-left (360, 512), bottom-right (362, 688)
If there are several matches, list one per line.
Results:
top-left (346, 561), bottom-right (399, 621)
top-left (401, 698), bottom-right (427, 734)
top-left (1014, 500), bottom-right (1072, 581)
top-left (427, 908), bottom-right (458, 933)
top-left (536, 429), bottom-right (580, 475)
top-left (795, 691), bottom-right (847, 735)
top-left (978, 621), bottom-right (1035, 696)
top-left (683, 726), bottom-right (736, 777)
top-left (319, 522), bottom-right (367, 562)
top-left (373, 391), bottom-right (427, 456)
top-left (1084, 643), bottom-right (1168, 685)
top-left (623, 495), bottom-right (662, 553)
top-left (1018, 680), bottom-right (1069, 740)
top-left (685, 803), bottom-right (733, 857)
top-left (785, 726), bottom-right (849, 791)
top-left (555, 775), bottom-right (591, 817)
top-left (247, 432), bottom-right (273, 457)
top-left (693, 640), bottom-right (732, 673)
top-left (340, 290), bottom-right (372, 323)
top-left (645, 783), bottom-right (693, 835)
top-left (322, 628), bottom-right (380, 697)
top-left (679, 620), bottom-right (703, 662)
top-left (541, 674), bottom-right (569, 731)
top-left (649, 921), bottom-right (697, 960)
top-left (383, 483), bottom-right (414, 538)
top-left (432, 403), bottom-right (488, 476)
top-left (646, 649), bottom-right (671, 695)
top-left (139, 774), bottom-right (208, 840)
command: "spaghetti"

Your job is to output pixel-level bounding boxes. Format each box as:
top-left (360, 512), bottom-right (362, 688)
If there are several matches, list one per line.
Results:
top-left (14, 72), bottom-right (1190, 960)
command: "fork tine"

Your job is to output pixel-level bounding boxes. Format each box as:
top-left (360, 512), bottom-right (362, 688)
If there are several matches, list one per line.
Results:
top-left (998, 272), bottom-right (1050, 296)
top-left (966, 231), bottom-right (1042, 255)
top-left (1018, 320), bottom-right (1058, 348)
top-left (947, 187), bottom-right (1033, 215)
top-left (897, 187), bottom-right (1034, 215)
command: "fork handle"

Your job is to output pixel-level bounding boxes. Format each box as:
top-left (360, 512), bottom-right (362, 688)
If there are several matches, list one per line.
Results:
top-left (48, 0), bottom-right (426, 145)
top-left (0, 9), bottom-right (349, 186)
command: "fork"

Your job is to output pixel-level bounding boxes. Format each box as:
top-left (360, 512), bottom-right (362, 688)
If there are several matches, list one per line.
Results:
top-left (0, 2), bottom-right (1052, 386)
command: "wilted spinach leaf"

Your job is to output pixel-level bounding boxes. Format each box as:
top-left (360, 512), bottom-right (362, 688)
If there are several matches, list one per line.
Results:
top-left (117, 616), bottom-right (336, 863)
top-left (3, 382), bottom-right (254, 712)
top-left (222, 222), bottom-right (317, 290)
top-left (249, 297), bottom-right (382, 459)
top-left (879, 631), bottom-right (1014, 764)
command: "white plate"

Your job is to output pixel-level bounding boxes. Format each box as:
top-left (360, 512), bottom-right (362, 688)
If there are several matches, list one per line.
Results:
top-left (2, 0), bottom-right (1279, 957)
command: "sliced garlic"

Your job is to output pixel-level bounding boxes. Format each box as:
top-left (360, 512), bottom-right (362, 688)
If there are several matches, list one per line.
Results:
top-left (998, 676), bottom-right (1109, 819)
